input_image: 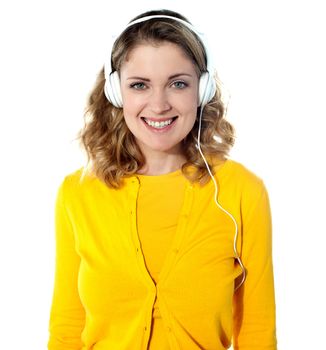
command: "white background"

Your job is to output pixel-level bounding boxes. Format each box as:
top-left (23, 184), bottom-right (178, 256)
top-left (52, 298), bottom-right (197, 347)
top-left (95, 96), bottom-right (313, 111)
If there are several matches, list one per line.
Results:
top-left (0, 0), bottom-right (325, 349)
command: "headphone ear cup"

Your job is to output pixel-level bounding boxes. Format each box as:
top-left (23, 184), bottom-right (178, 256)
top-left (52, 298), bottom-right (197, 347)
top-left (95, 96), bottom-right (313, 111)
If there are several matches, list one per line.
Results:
top-left (104, 71), bottom-right (123, 108)
top-left (198, 72), bottom-right (216, 107)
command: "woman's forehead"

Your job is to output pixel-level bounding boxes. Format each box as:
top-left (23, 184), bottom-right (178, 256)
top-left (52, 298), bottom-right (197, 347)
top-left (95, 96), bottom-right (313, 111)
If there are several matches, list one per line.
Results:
top-left (121, 42), bottom-right (197, 76)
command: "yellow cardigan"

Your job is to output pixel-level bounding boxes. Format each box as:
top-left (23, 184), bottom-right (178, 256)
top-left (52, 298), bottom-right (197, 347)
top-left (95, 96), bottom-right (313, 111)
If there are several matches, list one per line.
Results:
top-left (47, 159), bottom-right (277, 349)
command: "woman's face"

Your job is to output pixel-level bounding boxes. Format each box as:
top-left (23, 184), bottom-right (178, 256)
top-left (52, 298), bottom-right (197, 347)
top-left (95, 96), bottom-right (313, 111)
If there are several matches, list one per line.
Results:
top-left (120, 41), bottom-right (199, 159)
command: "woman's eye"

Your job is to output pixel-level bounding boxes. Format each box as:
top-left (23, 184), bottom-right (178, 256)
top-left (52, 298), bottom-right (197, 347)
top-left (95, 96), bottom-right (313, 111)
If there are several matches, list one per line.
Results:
top-left (173, 81), bottom-right (187, 89)
top-left (130, 82), bottom-right (146, 90)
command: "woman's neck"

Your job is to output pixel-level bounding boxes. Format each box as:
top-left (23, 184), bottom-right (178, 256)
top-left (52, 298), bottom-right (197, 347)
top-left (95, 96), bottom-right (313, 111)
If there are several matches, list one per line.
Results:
top-left (137, 153), bottom-right (186, 176)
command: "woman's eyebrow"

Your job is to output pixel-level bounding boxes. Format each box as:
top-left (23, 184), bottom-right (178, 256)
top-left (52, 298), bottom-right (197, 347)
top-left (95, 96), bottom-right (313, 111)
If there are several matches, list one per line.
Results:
top-left (168, 73), bottom-right (193, 79)
top-left (127, 76), bottom-right (150, 81)
top-left (126, 73), bottom-right (193, 81)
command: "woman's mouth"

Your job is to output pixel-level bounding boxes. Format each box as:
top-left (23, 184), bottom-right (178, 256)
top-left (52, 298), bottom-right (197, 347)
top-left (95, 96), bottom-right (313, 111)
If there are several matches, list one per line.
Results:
top-left (141, 117), bottom-right (178, 130)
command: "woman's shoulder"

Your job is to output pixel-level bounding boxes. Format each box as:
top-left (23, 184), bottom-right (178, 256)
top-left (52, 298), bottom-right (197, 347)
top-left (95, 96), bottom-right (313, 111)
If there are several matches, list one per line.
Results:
top-left (213, 158), bottom-right (270, 210)
top-left (56, 165), bottom-right (100, 194)
top-left (59, 166), bottom-right (87, 184)
top-left (215, 158), bottom-right (267, 191)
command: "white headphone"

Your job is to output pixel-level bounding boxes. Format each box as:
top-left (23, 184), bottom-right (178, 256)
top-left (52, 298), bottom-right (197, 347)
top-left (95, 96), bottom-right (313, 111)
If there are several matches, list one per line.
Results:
top-left (103, 15), bottom-right (217, 108)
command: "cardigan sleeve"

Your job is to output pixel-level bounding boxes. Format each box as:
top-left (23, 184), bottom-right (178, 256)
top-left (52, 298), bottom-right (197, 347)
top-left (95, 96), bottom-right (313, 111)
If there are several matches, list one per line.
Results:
top-left (47, 178), bottom-right (86, 350)
top-left (232, 179), bottom-right (277, 350)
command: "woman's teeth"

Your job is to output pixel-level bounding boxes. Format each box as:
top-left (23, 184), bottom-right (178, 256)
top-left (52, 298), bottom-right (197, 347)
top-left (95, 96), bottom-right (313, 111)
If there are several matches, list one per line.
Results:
top-left (143, 118), bottom-right (174, 129)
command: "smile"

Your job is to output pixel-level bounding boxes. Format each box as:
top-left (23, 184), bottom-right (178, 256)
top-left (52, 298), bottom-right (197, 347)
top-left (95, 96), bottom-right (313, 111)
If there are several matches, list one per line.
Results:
top-left (142, 117), bottom-right (178, 129)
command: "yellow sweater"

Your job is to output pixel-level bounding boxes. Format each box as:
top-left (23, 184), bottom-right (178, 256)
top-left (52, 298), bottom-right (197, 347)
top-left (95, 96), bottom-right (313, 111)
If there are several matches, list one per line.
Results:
top-left (47, 159), bottom-right (277, 350)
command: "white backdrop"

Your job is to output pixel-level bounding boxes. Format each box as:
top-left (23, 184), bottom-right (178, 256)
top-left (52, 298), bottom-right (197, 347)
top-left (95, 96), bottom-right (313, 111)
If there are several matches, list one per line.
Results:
top-left (0, 0), bottom-right (325, 349)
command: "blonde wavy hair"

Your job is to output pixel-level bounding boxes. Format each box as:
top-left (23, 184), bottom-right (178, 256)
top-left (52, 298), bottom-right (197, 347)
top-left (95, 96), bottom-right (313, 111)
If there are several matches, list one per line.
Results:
top-left (76, 9), bottom-right (235, 188)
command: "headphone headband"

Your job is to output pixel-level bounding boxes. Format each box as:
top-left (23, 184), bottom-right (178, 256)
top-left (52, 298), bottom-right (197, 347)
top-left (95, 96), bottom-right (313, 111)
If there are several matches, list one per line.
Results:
top-left (105, 14), bottom-right (215, 77)
top-left (104, 13), bottom-right (216, 108)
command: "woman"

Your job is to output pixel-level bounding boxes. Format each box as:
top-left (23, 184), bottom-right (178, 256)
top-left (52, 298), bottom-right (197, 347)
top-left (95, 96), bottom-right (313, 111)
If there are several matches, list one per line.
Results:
top-left (47, 9), bottom-right (277, 350)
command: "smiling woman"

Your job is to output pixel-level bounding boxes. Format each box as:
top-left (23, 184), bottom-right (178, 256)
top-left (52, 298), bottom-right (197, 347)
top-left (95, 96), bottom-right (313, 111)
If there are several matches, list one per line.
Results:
top-left (76, 9), bottom-right (233, 187)
top-left (47, 8), bottom-right (278, 350)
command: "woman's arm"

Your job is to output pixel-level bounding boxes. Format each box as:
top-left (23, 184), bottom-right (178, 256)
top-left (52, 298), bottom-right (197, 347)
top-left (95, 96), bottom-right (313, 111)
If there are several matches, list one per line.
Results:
top-left (233, 179), bottom-right (277, 349)
top-left (47, 178), bottom-right (86, 350)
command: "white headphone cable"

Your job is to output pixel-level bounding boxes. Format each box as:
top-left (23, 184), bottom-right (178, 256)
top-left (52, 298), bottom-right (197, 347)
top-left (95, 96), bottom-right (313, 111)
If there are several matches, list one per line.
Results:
top-left (196, 105), bottom-right (246, 291)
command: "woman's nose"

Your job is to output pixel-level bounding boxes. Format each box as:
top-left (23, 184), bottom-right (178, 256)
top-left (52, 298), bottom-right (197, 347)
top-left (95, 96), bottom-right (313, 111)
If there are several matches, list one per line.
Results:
top-left (148, 88), bottom-right (172, 114)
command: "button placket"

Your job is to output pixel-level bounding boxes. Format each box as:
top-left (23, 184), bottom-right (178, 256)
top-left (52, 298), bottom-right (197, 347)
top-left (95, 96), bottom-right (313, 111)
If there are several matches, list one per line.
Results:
top-left (128, 177), bottom-right (156, 290)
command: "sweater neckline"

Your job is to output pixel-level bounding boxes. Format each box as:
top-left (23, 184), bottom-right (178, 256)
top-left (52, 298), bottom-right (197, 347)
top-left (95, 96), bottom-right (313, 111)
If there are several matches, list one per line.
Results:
top-left (133, 159), bottom-right (231, 183)
top-left (135, 168), bottom-right (182, 182)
